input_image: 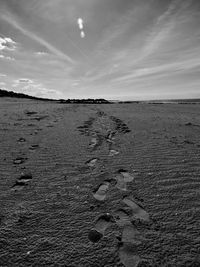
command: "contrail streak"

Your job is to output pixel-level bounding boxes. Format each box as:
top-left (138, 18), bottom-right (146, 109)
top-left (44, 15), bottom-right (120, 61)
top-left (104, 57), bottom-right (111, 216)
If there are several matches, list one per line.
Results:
top-left (1, 14), bottom-right (75, 64)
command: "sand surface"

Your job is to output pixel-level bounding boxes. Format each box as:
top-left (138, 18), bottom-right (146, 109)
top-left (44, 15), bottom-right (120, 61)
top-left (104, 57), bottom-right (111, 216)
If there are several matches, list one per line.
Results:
top-left (0, 98), bottom-right (200, 266)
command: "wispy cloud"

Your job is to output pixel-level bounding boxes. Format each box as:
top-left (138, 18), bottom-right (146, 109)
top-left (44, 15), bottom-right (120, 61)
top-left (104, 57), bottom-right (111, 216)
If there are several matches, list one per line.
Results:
top-left (112, 57), bottom-right (200, 84)
top-left (0, 54), bottom-right (15, 60)
top-left (0, 36), bottom-right (17, 51)
top-left (1, 13), bottom-right (75, 64)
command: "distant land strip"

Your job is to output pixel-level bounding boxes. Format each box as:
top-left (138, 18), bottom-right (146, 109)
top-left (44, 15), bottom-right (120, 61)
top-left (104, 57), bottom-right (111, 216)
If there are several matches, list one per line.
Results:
top-left (0, 88), bottom-right (200, 104)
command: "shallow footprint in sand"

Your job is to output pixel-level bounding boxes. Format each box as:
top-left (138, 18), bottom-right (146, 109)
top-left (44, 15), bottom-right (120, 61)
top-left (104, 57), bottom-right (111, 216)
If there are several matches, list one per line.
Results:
top-left (88, 213), bottom-right (114, 243)
top-left (114, 210), bottom-right (143, 245)
top-left (86, 158), bottom-right (98, 167)
top-left (115, 170), bottom-right (134, 191)
top-left (18, 137), bottom-right (26, 143)
top-left (118, 169), bottom-right (134, 182)
top-left (93, 181), bottom-right (110, 201)
top-left (11, 172), bottom-right (32, 191)
top-left (122, 225), bottom-right (143, 245)
top-left (115, 209), bottom-right (132, 227)
top-left (115, 174), bottom-right (127, 191)
top-left (123, 197), bottom-right (149, 222)
top-left (119, 244), bottom-right (140, 267)
top-left (29, 144), bottom-right (39, 151)
top-left (89, 136), bottom-right (98, 149)
top-left (115, 210), bottom-right (142, 266)
top-left (13, 157), bottom-right (27, 165)
top-left (109, 149), bottom-right (119, 156)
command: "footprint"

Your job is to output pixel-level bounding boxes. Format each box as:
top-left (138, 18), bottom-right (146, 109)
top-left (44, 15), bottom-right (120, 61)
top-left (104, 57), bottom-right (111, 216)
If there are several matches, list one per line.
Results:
top-left (106, 131), bottom-right (115, 144)
top-left (115, 170), bottom-right (134, 191)
top-left (86, 158), bottom-right (98, 167)
top-left (115, 174), bottom-right (127, 191)
top-left (32, 115), bottom-right (48, 121)
top-left (123, 197), bottom-right (149, 222)
top-left (115, 209), bottom-right (142, 266)
top-left (115, 209), bottom-right (132, 227)
top-left (29, 144), bottom-right (39, 151)
top-left (18, 138), bottom-right (26, 143)
top-left (118, 169), bottom-right (134, 182)
top-left (93, 181), bottom-right (110, 201)
top-left (13, 157), bottom-right (27, 165)
top-left (46, 124), bottom-right (54, 128)
top-left (122, 225), bottom-right (143, 245)
top-left (11, 172), bottom-right (32, 190)
top-left (115, 210), bottom-right (143, 244)
top-left (88, 213), bottom-right (114, 243)
top-left (119, 244), bottom-right (141, 267)
top-left (89, 136), bottom-right (98, 149)
top-left (109, 150), bottom-right (119, 156)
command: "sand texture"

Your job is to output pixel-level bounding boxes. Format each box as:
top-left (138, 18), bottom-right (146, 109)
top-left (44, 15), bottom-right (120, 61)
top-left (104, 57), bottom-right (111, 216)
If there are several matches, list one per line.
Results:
top-left (0, 98), bottom-right (200, 266)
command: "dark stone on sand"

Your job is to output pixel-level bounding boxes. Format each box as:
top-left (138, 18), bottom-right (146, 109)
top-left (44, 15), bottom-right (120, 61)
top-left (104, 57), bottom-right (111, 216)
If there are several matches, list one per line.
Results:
top-left (88, 229), bottom-right (103, 243)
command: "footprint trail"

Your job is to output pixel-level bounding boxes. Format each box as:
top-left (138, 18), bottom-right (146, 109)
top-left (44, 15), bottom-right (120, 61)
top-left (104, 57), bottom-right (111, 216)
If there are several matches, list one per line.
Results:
top-left (88, 213), bottom-right (114, 243)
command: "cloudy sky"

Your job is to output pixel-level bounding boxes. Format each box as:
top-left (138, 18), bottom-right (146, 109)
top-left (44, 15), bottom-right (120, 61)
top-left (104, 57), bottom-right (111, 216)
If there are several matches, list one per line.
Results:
top-left (0, 0), bottom-right (200, 100)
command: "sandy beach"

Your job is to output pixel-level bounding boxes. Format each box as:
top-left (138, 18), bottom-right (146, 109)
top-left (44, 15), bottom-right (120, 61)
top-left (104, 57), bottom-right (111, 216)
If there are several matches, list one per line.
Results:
top-left (0, 97), bottom-right (200, 266)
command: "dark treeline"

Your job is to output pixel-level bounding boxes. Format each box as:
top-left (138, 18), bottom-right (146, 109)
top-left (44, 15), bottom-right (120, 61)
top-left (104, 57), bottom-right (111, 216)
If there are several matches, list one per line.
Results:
top-left (0, 89), bottom-right (54, 101)
top-left (0, 89), bottom-right (111, 104)
top-left (59, 98), bottom-right (111, 104)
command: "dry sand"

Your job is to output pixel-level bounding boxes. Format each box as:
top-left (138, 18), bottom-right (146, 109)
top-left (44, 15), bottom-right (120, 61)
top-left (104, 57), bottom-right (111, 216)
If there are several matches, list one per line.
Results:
top-left (0, 97), bottom-right (200, 266)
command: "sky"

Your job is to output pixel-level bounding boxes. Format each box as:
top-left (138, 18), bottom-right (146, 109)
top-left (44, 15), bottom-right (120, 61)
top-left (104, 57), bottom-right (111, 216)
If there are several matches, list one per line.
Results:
top-left (0, 0), bottom-right (200, 100)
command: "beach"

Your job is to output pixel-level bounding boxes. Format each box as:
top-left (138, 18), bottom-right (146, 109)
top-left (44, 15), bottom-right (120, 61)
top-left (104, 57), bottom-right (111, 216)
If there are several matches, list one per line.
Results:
top-left (0, 97), bottom-right (199, 267)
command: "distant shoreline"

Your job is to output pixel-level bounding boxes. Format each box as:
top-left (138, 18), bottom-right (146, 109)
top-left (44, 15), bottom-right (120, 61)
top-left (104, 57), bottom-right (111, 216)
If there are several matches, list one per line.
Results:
top-left (0, 89), bottom-right (200, 104)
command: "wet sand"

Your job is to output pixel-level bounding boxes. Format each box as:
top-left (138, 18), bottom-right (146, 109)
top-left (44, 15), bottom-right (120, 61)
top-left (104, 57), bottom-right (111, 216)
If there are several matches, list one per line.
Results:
top-left (0, 97), bottom-right (200, 266)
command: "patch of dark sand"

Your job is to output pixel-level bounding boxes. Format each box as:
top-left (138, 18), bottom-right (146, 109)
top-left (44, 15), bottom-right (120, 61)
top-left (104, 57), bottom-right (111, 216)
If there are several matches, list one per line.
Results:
top-left (88, 229), bottom-right (103, 243)
top-left (123, 197), bottom-right (149, 222)
top-left (93, 181), bottom-right (110, 201)
top-left (88, 213), bottom-right (114, 243)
